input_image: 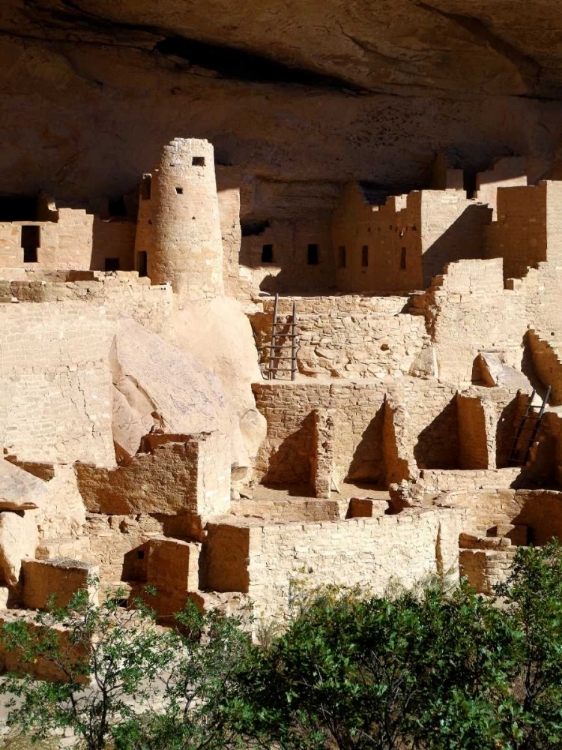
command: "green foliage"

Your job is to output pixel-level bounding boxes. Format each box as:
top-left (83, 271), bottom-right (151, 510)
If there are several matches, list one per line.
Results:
top-left (4, 543), bottom-right (562, 749)
top-left (0, 581), bottom-right (250, 750)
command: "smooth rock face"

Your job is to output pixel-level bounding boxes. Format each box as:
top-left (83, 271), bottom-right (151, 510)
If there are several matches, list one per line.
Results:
top-left (0, 511), bottom-right (38, 587)
top-left (0, 2), bottom-right (561, 200)
top-left (0, 459), bottom-right (47, 511)
top-left (479, 352), bottom-right (532, 391)
top-left (111, 318), bottom-right (235, 460)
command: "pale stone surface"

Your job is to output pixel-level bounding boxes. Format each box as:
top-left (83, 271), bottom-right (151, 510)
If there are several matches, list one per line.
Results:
top-left (111, 317), bottom-right (234, 459)
top-left (0, 459), bottom-right (47, 510)
top-left (0, 511), bottom-right (38, 587)
top-left (167, 297), bottom-right (266, 476)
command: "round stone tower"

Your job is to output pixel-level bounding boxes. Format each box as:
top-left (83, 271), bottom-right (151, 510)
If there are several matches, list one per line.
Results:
top-left (146, 138), bottom-right (224, 299)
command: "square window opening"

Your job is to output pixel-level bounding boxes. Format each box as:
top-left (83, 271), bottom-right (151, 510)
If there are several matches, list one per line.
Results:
top-left (307, 243), bottom-right (319, 265)
top-left (192, 157), bottom-right (206, 167)
top-left (261, 244), bottom-right (274, 263)
top-left (338, 246), bottom-right (346, 268)
top-left (361, 245), bottom-right (369, 267)
top-left (175, 187), bottom-right (184, 195)
top-left (21, 225), bottom-right (39, 263)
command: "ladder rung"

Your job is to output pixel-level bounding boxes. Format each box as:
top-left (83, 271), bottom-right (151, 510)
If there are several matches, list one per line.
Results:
top-left (271, 333), bottom-right (299, 338)
top-left (270, 367), bottom-right (297, 371)
top-left (269, 357), bottom-right (295, 360)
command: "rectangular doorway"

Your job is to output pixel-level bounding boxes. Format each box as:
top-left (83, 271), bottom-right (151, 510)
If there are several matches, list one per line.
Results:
top-left (21, 225), bottom-right (40, 263)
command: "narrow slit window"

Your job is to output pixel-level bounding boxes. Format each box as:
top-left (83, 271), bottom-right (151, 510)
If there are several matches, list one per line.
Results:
top-left (105, 258), bottom-right (120, 272)
top-left (21, 225), bottom-right (39, 263)
top-left (137, 251), bottom-right (148, 278)
top-left (400, 247), bottom-right (407, 270)
top-left (261, 244), bottom-right (274, 263)
top-left (192, 156), bottom-right (205, 167)
top-left (175, 187), bottom-right (184, 195)
top-left (307, 243), bottom-right (319, 265)
top-left (361, 245), bottom-right (369, 267)
top-left (338, 246), bottom-right (346, 268)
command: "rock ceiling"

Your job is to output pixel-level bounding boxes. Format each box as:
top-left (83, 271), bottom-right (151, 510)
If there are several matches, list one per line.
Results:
top-left (1, 0), bottom-right (562, 198)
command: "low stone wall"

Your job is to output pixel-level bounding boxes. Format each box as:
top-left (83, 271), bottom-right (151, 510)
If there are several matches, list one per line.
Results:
top-left (459, 547), bottom-right (516, 594)
top-left (420, 468), bottom-right (521, 493)
top-left (0, 272), bottom-right (173, 334)
top-left (204, 507), bottom-right (464, 621)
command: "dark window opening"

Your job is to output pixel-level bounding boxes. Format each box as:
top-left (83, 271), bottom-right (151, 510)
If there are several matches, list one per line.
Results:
top-left (108, 197), bottom-right (127, 217)
top-left (361, 245), bottom-right (369, 267)
top-left (261, 244), bottom-right (274, 263)
top-left (0, 196), bottom-right (38, 222)
top-left (400, 247), bottom-right (407, 270)
top-left (140, 174), bottom-right (152, 201)
top-left (137, 550), bottom-right (145, 560)
top-left (307, 244), bottom-right (319, 265)
top-left (105, 258), bottom-right (120, 272)
top-left (192, 156), bottom-right (206, 167)
top-left (175, 187), bottom-right (184, 195)
top-left (464, 170), bottom-right (477, 199)
top-left (21, 226), bottom-right (39, 263)
top-left (137, 251), bottom-right (148, 278)
top-left (110, 598), bottom-right (129, 608)
top-left (338, 246), bottom-right (346, 268)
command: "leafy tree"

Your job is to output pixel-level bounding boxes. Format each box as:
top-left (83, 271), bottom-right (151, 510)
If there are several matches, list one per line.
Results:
top-left (1, 582), bottom-right (250, 750)
top-left (496, 540), bottom-right (562, 750)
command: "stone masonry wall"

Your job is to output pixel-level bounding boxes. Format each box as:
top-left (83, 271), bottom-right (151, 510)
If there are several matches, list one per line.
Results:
top-left (251, 295), bottom-right (430, 380)
top-left (0, 210), bottom-right (135, 271)
top-left (0, 273), bottom-right (173, 335)
top-left (0, 302), bottom-right (114, 466)
top-left (205, 507), bottom-right (464, 621)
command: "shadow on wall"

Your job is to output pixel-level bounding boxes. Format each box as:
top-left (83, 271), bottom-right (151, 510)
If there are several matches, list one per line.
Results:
top-left (495, 395), bottom-right (522, 469)
top-left (414, 398), bottom-right (460, 470)
top-left (422, 204), bottom-right (492, 288)
top-left (90, 215), bottom-right (136, 272)
top-left (262, 411), bottom-right (316, 487)
top-left (346, 404), bottom-right (387, 488)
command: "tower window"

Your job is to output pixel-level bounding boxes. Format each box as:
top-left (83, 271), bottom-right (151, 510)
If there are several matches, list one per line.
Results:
top-left (361, 245), bottom-right (369, 267)
top-left (175, 187), bottom-right (184, 195)
top-left (261, 244), bottom-right (274, 263)
top-left (140, 174), bottom-right (152, 200)
top-left (105, 258), bottom-right (120, 272)
top-left (338, 246), bottom-right (346, 268)
top-left (400, 247), bottom-right (407, 270)
top-left (137, 251), bottom-right (148, 278)
top-left (307, 244), bottom-right (319, 265)
top-left (21, 225), bottom-right (39, 263)
top-left (192, 157), bottom-right (205, 167)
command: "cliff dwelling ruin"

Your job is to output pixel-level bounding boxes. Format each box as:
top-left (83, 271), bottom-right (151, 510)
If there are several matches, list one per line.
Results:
top-left (2, 0), bottom-right (562, 681)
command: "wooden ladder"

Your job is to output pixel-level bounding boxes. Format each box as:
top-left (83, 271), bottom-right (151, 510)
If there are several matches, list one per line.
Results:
top-left (267, 294), bottom-right (298, 381)
top-left (507, 387), bottom-right (551, 467)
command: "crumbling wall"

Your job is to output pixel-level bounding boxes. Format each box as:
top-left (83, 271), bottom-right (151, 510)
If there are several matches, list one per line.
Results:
top-left (76, 433), bottom-right (230, 519)
top-left (420, 191), bottom-right (491, 287)
top-left (486, 183), bottom-right (547, 281)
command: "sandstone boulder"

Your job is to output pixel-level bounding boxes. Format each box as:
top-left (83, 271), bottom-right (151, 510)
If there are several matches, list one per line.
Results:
top-left (0, 459), bottom-right (47, 511)
top-left (478, 352), bottom-right (532, 391)
top-left (166, 298), bottom-right (267, 478)
top-left (0, 511), bottom-right (38, 587)
top-left (111, 318), bottom-right (235, 461)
